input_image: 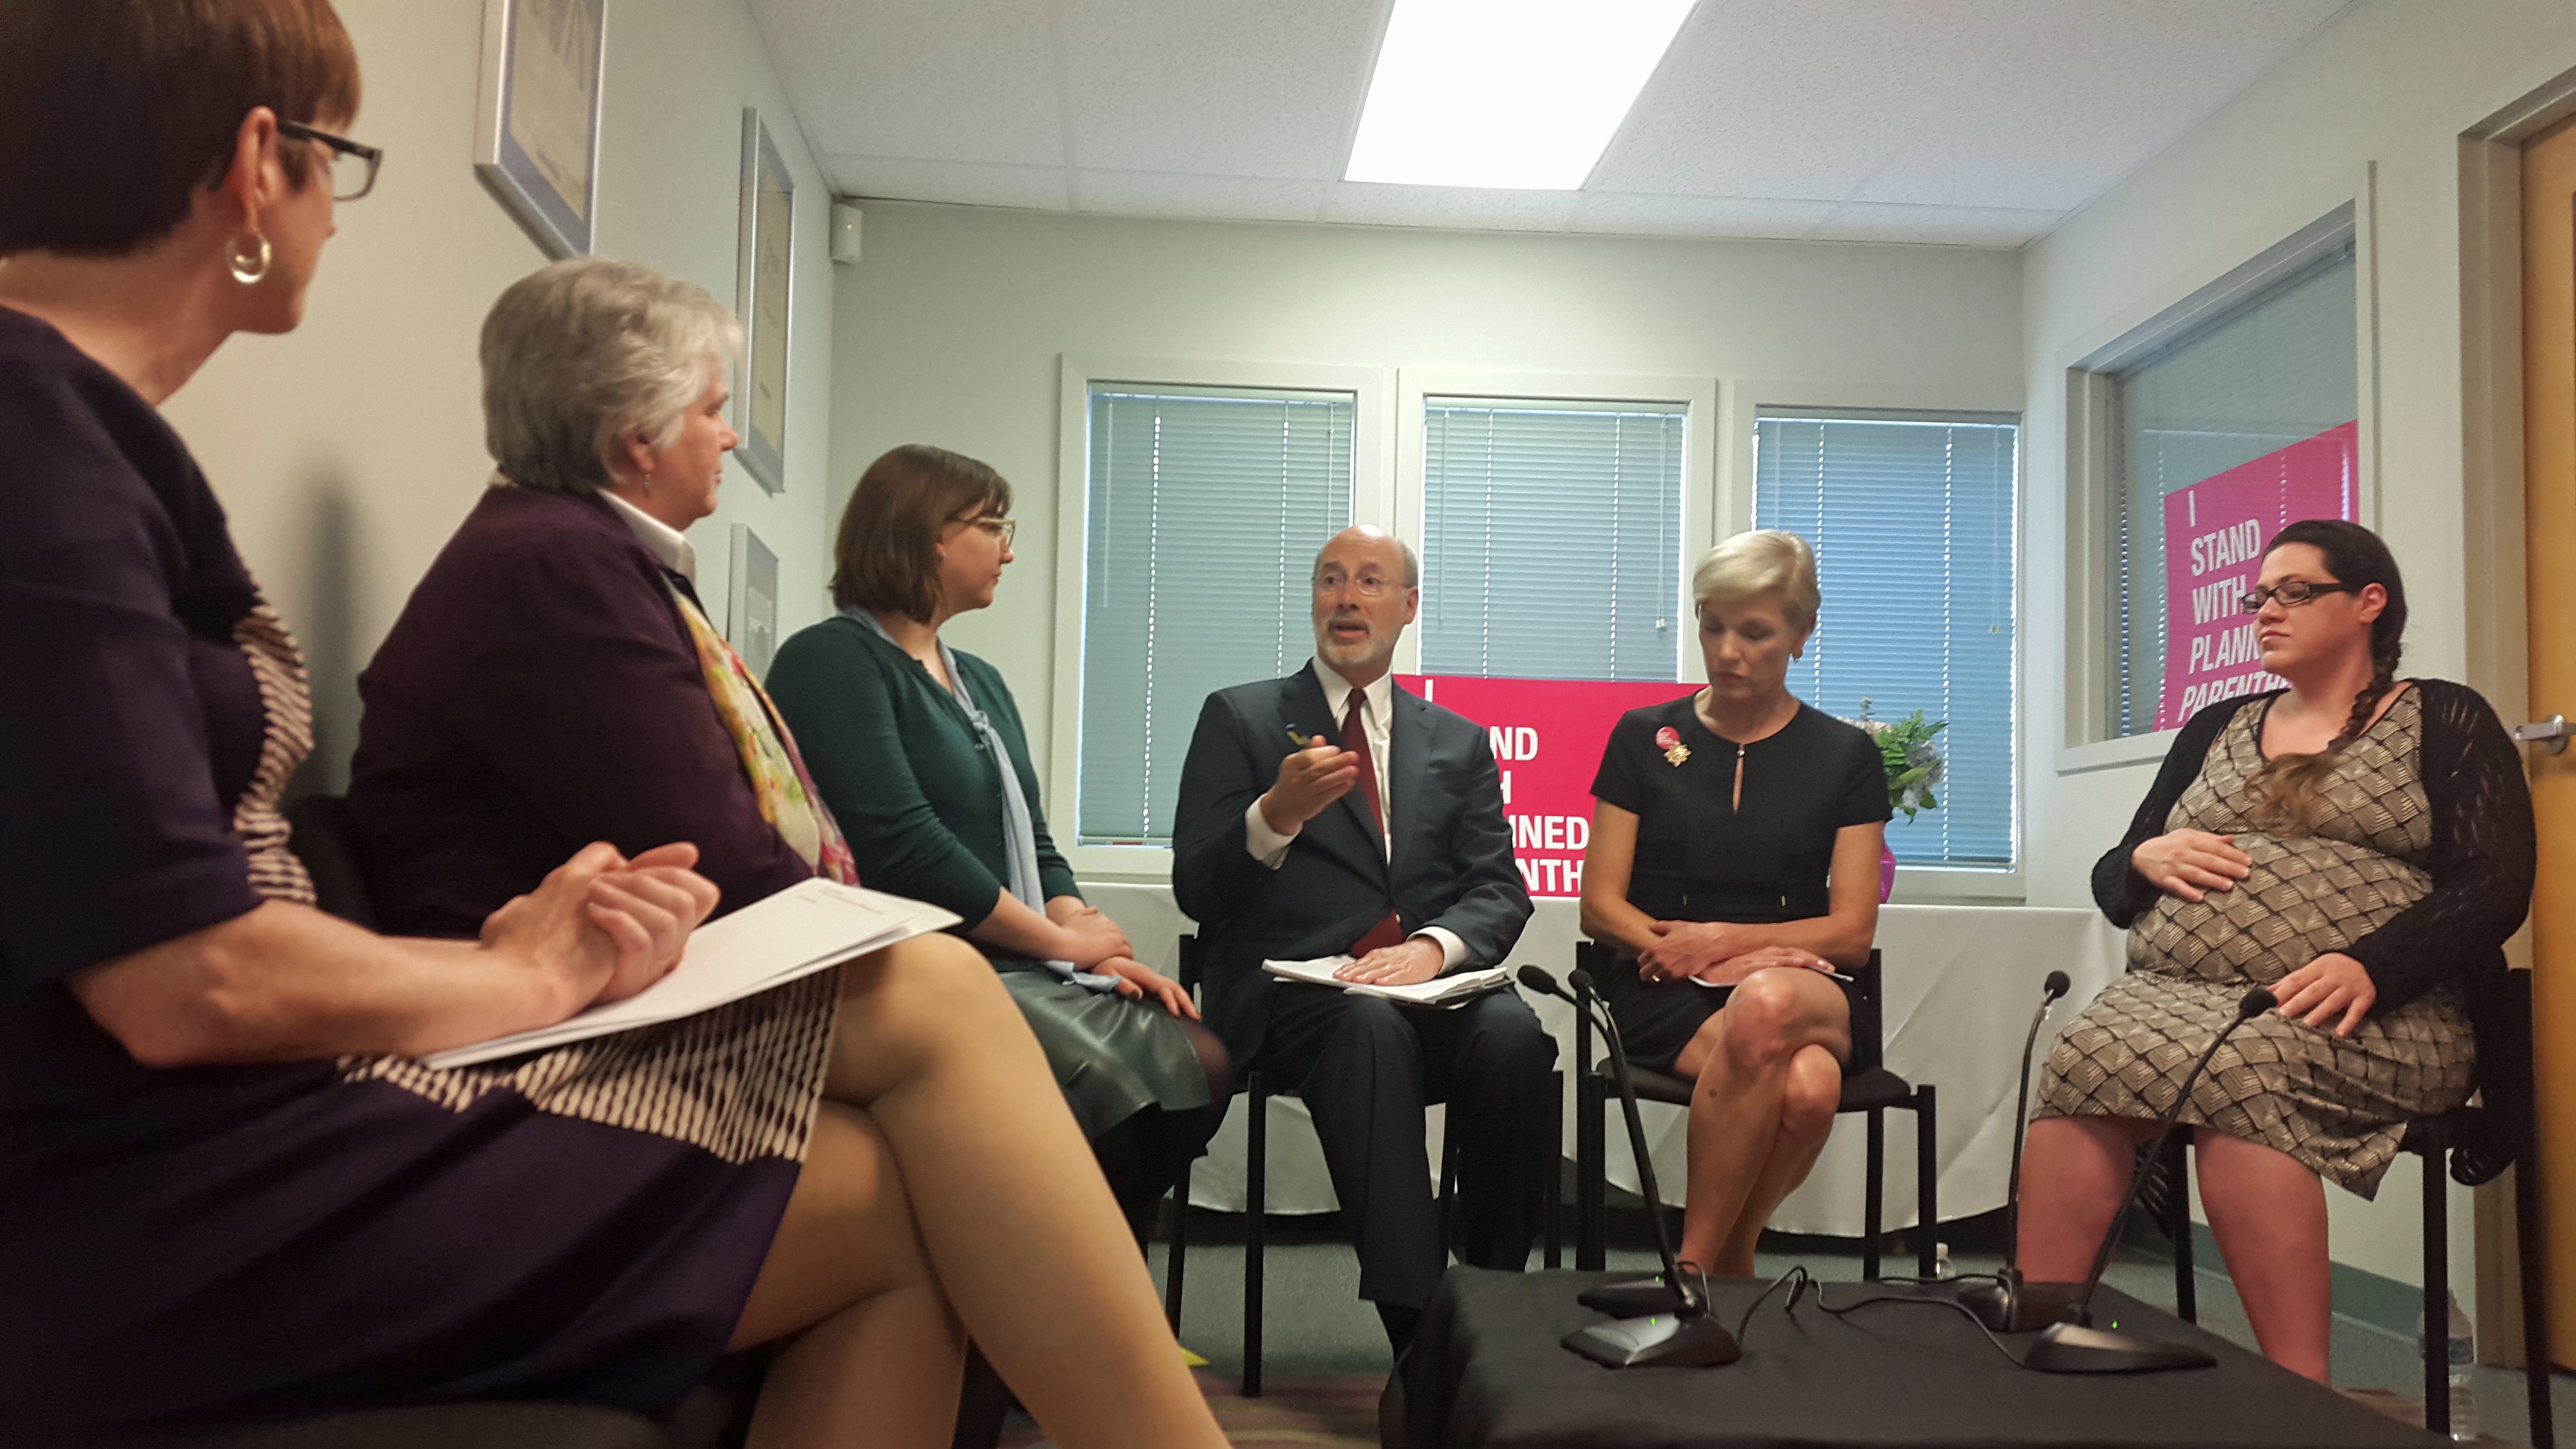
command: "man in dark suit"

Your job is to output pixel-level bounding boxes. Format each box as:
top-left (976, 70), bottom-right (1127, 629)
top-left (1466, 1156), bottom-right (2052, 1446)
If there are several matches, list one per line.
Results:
top-left (1173, 525), bottom-right (1552, 1353)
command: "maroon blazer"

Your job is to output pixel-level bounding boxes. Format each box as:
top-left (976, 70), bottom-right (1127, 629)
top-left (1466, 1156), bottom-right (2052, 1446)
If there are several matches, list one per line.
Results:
top-left (346, 484), bottom-right (811, 937)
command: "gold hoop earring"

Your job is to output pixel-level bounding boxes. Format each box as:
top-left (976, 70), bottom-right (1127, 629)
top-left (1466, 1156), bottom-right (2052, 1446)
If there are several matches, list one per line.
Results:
top-left (228, 233), bottom-right (272, 286)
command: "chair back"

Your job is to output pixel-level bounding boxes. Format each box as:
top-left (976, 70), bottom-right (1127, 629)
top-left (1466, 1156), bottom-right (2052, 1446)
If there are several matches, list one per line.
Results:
top-left (284, 793), bottom-right (379, 931)
top-left (2460, 964), bottom-right (2536, 1178)
top-left (1845, 949), bottom-right (1886, 1076)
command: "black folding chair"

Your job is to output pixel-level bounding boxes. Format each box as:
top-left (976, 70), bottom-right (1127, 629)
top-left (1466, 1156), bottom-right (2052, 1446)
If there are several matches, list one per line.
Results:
top-left (1570, 941), bottom-right (1937, 1279)
top-left (1160, 934), bottom-right (1561, 1396)
top-left (2160, 968), bottom-right (2552, 1448)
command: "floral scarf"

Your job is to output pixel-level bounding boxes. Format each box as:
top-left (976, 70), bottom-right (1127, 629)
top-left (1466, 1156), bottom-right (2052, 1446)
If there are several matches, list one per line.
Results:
top-left (670, 586), bottom-right (859, 886)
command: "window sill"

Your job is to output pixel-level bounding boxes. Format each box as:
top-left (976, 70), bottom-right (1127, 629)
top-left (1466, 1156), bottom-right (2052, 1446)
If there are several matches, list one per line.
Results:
top-left (2055, 730), bottom-right (2176, 777)
top-left (1889, 865), bottom-right (2025, 905)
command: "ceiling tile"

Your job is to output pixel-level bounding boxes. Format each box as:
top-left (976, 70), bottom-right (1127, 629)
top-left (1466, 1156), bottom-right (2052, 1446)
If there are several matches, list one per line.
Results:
top-left (1075, 169), bottom-right (1330, 223)
top-left (1851, 0), bottom-right (2350, 211)
top-left (827, 154), bottom-right (1073, 211)
top-left (1058, 0), bottom-right (1386, 178)
top-left (1810, 200), bottom-right (2062, 248)
top-left (1589, 0), bottom-right (1980, 201)
top-left (1320, 182), bottom-right (1582, 232)
top-left (748, 0), bottom-right (1063, 166)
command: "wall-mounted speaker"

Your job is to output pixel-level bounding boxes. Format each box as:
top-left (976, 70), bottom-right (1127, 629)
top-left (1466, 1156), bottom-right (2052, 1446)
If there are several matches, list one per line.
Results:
top-left (831, 203), bottom-right (863, 265)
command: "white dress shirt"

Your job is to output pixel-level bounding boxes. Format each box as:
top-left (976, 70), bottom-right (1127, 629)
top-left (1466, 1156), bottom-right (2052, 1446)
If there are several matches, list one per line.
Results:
top-left (599, 484), bottom-right (698, 584)
top-left (1243, 659), bottom-right (1469, 970)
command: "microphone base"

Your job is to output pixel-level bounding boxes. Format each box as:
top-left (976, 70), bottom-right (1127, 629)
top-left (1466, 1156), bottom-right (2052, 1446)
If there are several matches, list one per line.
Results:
top-left (1578, 1276), bottom-right (1689, 1319)
top-left (1562, 1312), bottom-right (1743, 1369)
top-left (1949, 1277), bottom-right (2090, 1334)
top-left (2011, 1320), bottom-right (2216, 1374)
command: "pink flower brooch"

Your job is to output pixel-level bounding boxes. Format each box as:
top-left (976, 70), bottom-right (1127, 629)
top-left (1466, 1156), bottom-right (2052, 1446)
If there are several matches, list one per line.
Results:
top-left (1655, 725), bottom-right (1690, 767)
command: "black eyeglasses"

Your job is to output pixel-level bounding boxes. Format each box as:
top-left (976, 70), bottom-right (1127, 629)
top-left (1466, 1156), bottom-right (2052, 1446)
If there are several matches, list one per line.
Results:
top-left (276, 118), bottom-right (383, 201)
top-left (2238, 580), bottom-right (2354, 614)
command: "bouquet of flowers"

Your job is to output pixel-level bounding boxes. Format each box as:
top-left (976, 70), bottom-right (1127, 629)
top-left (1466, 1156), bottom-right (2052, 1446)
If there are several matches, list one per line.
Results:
top-left (1844, 698), bottom-right (1948, 820)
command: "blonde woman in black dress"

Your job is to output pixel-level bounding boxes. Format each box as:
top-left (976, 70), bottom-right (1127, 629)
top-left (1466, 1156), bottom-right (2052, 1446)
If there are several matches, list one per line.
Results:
top-left (2023, 520), bottom-right (2533, 1383)
top-left (1580, 531), bottom-right (1891, 1276)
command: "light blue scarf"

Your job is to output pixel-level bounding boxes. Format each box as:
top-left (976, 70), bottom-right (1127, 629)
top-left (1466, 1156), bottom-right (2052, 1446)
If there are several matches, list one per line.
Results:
top-left (846, 609), bottom-right (1113, 991)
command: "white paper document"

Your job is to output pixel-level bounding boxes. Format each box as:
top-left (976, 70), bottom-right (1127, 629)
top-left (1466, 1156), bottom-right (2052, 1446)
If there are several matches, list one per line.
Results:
top-left (1261, 955), bottom-right (1513, 1008)
top-left (423, 878), bottom-right (960, 1069)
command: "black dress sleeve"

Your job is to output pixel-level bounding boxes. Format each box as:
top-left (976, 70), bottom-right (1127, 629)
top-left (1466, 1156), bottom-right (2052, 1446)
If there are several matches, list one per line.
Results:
top-left (1589, 708), bottom-right (1653, 815)
top-left (2342, 680), bottom-right (2535, 1014)
top-left (1835, 729), bottom-right (1895, 826)
top-left (2090, 695), bottom-right (2263, 928)
top-left (0, 367), bottom-right (261, 985)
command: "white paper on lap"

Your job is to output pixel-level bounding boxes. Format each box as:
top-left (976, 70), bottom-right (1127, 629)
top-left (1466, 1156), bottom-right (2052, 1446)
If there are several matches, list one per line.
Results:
top-left (421, 878), bottom-right (959, 1069)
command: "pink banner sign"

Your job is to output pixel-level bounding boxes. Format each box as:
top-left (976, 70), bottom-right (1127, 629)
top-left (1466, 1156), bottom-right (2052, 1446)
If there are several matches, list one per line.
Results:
top-left (2156, 419), bottom-right (2359, 732)
top-left (1398, 674), bottom-right (1699, 897)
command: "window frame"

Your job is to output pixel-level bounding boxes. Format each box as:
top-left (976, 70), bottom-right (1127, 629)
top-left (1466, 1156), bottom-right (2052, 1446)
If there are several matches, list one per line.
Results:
top-left (1049, 354), bottom-right (1393, 882)
top-left (2053, 187), bottom-right (2378, 772)
top-left (1395, 368), bottom-right (1718, 678)
top-left (1726, 380), bottom-right (2027, 902)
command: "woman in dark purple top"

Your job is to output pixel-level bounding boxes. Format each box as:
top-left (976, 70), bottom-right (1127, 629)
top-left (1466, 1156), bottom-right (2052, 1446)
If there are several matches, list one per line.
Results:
top-left (0, 8), bottom-right (1229, 1447)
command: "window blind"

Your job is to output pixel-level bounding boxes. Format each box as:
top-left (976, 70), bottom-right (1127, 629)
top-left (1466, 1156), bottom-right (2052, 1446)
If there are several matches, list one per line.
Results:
top-left (1078, 386), bottom-right (1354, 845)
top-left (1754, 416), bottom-right (2018, 869)
top-left (1419, 400), bottom-right (1686, 681)
top-left (2107, 247), bottom-right (2357, 737)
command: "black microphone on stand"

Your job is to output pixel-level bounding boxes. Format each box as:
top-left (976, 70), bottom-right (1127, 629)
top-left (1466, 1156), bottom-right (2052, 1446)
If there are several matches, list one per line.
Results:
top-left (1956, 969), bottom-right (2075, 1333)
top-left (2012, 986), bottom-right (2276, 1374)
top-left (1516, 965), bottom-right (1741, 1368)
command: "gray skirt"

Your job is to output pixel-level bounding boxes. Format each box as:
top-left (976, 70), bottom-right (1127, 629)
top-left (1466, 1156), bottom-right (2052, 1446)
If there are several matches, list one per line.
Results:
top-left (997, 962), bottom-right (1212, 1138)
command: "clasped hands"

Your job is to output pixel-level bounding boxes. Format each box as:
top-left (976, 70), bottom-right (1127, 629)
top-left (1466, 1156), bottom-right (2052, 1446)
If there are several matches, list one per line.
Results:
top-left (1047, 899), bottom-right (1198, 1019)
top-left (1637, 920), bottom-right (1834, 985)
top-left (2131, 827), bottom-right (2377, 1037)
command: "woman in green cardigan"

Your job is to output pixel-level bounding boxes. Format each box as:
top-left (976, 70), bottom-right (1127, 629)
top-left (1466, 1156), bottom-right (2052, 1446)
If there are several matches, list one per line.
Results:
top-left (767, 445), bottom-right (1229, 1227)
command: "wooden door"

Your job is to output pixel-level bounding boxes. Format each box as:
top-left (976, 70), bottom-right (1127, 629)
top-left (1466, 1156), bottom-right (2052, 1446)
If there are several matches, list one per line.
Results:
top-left (2523, 114), bottom-right (2576, 1365)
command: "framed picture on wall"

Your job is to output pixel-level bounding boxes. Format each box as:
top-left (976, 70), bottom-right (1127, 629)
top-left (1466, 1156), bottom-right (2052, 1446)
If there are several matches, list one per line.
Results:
top-left (728, 524), bottom-right (780, 681)
top-left (473, 0), bottom-right (607, 258)
top-left (734, 109), bottom-right (794, 494)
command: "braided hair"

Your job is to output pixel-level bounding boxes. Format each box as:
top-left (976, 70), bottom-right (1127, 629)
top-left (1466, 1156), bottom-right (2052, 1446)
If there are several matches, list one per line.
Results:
top-left (2248, 519), bottom-right (2406, 835)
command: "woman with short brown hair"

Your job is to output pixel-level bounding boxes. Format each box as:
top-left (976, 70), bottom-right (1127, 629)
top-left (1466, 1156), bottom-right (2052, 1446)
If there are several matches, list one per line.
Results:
top-left (771, 444), bottom-right (1230, 1227)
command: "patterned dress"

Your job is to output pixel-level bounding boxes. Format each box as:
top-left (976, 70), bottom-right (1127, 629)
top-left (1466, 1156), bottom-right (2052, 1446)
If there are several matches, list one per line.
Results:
top-left (0, 307), bottom-right (833, 1440)
top-left (2038, 683), bottom-right (2532, 1197)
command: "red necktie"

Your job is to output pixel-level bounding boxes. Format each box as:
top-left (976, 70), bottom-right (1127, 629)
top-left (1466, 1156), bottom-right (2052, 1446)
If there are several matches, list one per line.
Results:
top-left (1343, 690), bottom-right (1406, 956)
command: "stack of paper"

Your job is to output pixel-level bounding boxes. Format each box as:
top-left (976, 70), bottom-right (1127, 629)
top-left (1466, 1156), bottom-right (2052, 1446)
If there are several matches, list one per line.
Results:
top-left (1262, 955), bottom-right (1514, 1008)
top-left (424, 878), bottom-right (961, 1069)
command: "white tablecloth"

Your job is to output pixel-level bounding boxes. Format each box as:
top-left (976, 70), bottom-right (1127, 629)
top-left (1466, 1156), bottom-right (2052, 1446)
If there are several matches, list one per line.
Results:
top-left (1080, 886), bottom-right (2126, 1236)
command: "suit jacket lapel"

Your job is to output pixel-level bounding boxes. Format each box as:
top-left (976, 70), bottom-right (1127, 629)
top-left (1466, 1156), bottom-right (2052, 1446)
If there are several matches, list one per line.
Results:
top-left (1278, 666), bottom-right (1388, 878)
top-left (1385, 682), bottom-right (1429, 881)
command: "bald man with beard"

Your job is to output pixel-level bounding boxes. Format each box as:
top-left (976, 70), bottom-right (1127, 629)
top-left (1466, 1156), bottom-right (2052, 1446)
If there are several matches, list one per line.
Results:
top-left (1172, 527), bottom-right (1551, 1355)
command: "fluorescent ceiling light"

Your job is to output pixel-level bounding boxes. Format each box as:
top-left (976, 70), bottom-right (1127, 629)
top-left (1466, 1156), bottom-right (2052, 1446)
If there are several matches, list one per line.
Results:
top-left (1345, 0), bottom-right (1696, 191)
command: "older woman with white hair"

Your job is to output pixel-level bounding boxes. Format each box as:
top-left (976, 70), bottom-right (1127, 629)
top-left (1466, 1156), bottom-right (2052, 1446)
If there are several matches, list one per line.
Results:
top-left (1578, 529), bottom-right (1890, 1277)
top-left (345, 258), bottom-right (1228, 1448)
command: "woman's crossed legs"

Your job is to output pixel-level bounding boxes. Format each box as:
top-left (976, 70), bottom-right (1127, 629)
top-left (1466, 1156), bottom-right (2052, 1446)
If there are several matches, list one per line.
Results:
top-left (731, 933), bottom-right (1226, 1449)
top-left (1671, 967), bottom-right (1852, 1276)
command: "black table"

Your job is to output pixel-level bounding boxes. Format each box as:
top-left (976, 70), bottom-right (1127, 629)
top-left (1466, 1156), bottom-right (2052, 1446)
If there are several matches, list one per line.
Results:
top-left (1396, 1270), bottom-right (2440, 1449)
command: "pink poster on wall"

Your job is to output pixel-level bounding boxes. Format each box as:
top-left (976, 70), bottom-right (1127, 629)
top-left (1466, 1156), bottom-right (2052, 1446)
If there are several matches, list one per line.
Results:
top-left (1396, 674), bottom-right (1698, 897)
top-left (2155, 419), bottom-right (2359, 731)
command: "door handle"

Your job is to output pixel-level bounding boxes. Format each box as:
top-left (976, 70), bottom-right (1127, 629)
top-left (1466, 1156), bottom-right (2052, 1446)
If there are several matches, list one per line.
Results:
top-left (2514, 715), bottom-right (2570, 754)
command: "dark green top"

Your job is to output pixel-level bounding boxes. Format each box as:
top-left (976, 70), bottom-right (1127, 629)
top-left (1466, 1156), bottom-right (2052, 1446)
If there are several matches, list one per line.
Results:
top-left (766, 615), bottom-right (1079, 930)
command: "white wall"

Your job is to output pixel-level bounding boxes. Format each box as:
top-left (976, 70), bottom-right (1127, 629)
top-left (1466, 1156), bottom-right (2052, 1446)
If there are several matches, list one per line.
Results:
top-left (160, 0), bottom-right (836, 787)
top-left (828, 203), bottom-right (2025, 817)
top-left (2022, 0), bottom-right (2576, 1297)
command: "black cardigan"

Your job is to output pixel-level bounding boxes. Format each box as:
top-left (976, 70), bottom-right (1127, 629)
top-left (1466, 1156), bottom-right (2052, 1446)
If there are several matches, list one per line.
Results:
top-left (2090, 679), bottom-right (2534, 1019)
